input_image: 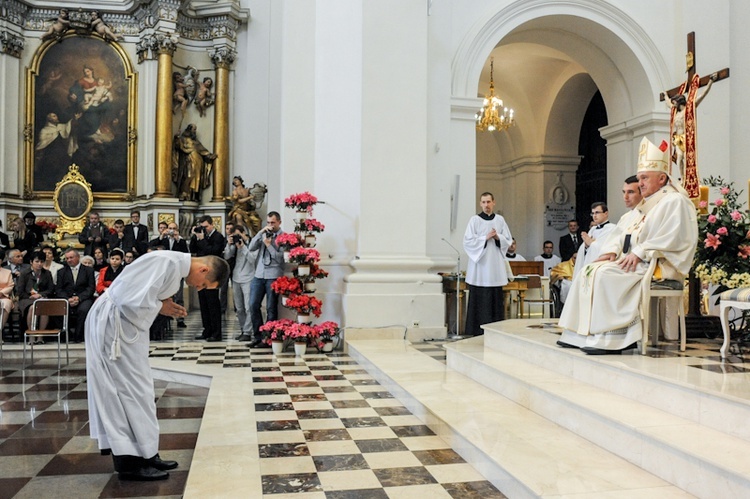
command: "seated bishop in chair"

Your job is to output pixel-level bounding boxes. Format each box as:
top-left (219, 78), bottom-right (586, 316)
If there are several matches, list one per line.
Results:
top-left (557, 137), bottom-right (697, 355)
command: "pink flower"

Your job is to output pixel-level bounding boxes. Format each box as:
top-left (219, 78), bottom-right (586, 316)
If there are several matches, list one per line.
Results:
top-left (739, 245), bottom-right (750, 259)
top-left (720, 187), bottom-right (730, 195)
top-left (707, 215), bottom-right (717, 223)
top-left (704, 233), bottom-right (721, 250)
top-left (715, 199), bottom-right (724, 207)
top-left (731, 210), bottom-right (743, 221)
top-left (699, 201), bottom-right (708, 209)
top-left (717, 227), bottom-right (728, 236)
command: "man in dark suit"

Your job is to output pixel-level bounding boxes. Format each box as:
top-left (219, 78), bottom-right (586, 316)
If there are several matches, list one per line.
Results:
top-left (56, 248), bottom-right (96, 342)
top-left (156, 221), bottom-right (189, 328)
top-left (559, 219), bottom-right (582, 262)
top-left (190, 215), bottom-right (225, 341)
top-left (107, 219), bottom-right (127, 252)
top-left (123, 210), bottom-right (149, 257)
top-left (78, 212), bottom-right (109, 257)
top-left (2, 248), bottom-right (30, 284)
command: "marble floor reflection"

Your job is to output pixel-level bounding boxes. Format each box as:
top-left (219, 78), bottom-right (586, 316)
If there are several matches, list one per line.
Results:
top-left (0, 311), bottom-right (506, 498)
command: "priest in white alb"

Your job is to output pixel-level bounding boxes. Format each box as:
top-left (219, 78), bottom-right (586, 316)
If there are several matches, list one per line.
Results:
top-left (572, 201), bottom-right (618, 279)
top-left (557, 138), bottom-right (697, 354)
top-left (86, 251), bottom-right (228, 480)
top-left (463, 192), bottom-right (513, 335)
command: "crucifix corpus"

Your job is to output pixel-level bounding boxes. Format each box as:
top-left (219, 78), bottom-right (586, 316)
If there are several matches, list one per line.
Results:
top-left (660, 32), bottom-right (729, 202)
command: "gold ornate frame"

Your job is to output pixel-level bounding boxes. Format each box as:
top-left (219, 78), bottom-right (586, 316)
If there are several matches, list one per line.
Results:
top-left (52, 164), bottom-right (94, 238)
top-left (24, 32), bottom-right (138, 200)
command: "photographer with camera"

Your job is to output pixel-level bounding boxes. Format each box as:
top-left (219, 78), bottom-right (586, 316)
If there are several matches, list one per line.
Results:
top-left (190, 215), bottom-right (225, 341)
top-left (247, 211), bottom-right (284, 348)
top-left (224, 225), bottom-right (257, 341)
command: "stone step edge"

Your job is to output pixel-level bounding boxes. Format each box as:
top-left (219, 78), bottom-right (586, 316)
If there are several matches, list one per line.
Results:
top-left (347, 340), bottom-right (685, 499)
top-left (482, 325), bottom-right (750, 431)
top-left (445, 339), bottom-right (750, 495)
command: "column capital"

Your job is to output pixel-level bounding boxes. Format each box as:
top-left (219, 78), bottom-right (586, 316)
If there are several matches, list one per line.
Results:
top-left (209, 46), bottom-right (237, 70)
top-left (136, 32), bottom-right (179, 63)
top-left (0, 29), bottom-right (24, 58)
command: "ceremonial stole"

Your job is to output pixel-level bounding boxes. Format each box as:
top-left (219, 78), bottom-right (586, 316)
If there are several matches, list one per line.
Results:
top-left (675, 74), bottom-right (701, 200)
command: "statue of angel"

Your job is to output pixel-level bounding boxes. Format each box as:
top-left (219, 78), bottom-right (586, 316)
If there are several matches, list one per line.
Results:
top-left (195, 77), bottom-right (215, 117)
top-left (90, 11), bottom-right (124, 42)
top-left (183, 67), bottom-right (199, 104)
top-left (41, 9), bottom-right (70, 42)
top-left (173, 72), bottom-right (188, 114)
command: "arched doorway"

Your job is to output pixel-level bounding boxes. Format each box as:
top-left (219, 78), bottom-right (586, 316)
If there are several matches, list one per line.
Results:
top-left (453, 1), bottom-right (670, 256)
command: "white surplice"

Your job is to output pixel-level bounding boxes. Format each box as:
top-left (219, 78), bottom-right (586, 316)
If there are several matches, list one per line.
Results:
top-left (463, 214), bottom-right (513, 287)
top-left (86, 251), bottom-right (190, 457)
top-left (558, 185), bottom-right (697, 349)
top-left (572, 221), bottom-right (619, 279)
top-left (534, 254), bottom-right (561, 277)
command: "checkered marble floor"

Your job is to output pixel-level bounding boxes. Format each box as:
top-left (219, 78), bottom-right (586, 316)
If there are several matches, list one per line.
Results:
top-left (0, 311), bottom-right (506, 498)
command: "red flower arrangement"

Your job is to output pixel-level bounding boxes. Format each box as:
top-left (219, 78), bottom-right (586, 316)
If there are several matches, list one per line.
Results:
top-left (288, 247), bottom-right (320, 265)
top-left (296, 218), bottom-right (325, 233)
top-left (285, 294), bottom-right (323, 317)
top-left (271, 276), bottom-right (302, 296)
top-left (259, 319), bottom-right (296, 344)
top-left (314, 321), bottom-right (339, 343)
top-left (284, 322), bottom-right (319, 343)
top-left (275, 232), bottom-right (302, 250)
top-left (284, 191), bottom-right (318, 212)
top-left (36, 220), bottom-right (58, 235)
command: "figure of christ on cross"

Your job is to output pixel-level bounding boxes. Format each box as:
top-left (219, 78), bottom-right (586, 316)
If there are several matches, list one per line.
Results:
top-left (660, 32), bottom-right (729, 202)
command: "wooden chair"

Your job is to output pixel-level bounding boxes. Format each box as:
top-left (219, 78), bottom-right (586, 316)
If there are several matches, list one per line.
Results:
top-left (24, 299), bottom-right (69, 370)
top-left (719, 288), bottom-right (750, 359)
top-left (641, 281), bottom-right (687, 355)
top-left (523, 275), bottom-right (556, 318)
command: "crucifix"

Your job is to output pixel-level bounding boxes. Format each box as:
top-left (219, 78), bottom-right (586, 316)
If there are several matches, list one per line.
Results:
top-left (659, 32), bottom-right (729, 200)
top-left (662, 33), bottom-right (730, 332)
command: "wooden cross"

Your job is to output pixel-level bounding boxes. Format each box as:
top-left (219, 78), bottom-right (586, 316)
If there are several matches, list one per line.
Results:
top-left (660, 32), bottom-right (729, 101)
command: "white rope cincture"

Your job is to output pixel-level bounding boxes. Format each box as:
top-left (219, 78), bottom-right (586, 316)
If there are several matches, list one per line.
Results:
top-left (106, 295), bottom-right (140, 360)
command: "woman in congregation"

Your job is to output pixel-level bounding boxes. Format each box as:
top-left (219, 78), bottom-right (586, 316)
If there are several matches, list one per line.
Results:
top-left (16, 250), bottom-right (55, 337)
top-left (41, 246), bottom-right (64, 285)
top-left (9, 218), bottom-right (36, 263)
top-left (0, 250), bottom-right (14, 336)
top-left (92, 247), bottom-right (108, 272)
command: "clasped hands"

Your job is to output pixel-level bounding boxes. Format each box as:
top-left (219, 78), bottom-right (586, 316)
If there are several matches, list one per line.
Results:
top-left (160, 298), bottom-right (187, 318)
top-left (485, 228), bottom-right (499, 241)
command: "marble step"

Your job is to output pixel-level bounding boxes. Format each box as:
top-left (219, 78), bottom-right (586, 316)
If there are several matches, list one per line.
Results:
top-left (481, 320), bottom-right (750, 443)
top-left (445, 334), bottom-right (750, 499)
top-left (347, 339), bottom-right (692, 499)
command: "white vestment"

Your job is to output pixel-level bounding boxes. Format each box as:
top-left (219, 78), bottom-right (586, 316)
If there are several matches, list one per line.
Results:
top-left (572, 221), bottom-right (619, 279)
top-left (505, 253), bottom-right (526, 261)
top-left (86, 251), bottom-right (190, 457)
top-left (463, 214), bottom-right (513, 287)
top-left (534, 254), bottom-right (561, 277)
top-left (558, 185), bottom-right (697, 349)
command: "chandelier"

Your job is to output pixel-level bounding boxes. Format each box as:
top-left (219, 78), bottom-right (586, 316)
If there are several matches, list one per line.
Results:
top-left (475, 58), bottom-right (515, 132)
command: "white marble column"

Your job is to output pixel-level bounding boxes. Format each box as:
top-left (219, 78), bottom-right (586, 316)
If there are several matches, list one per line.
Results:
top-left (0, 34), bottom-right (22, 195)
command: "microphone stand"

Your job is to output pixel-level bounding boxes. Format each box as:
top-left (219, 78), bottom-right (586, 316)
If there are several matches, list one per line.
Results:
top-left (441, 238), bottom-right (462, 337)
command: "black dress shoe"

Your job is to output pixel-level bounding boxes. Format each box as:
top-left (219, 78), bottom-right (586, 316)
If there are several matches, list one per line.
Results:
top-left (237, 334), bottom-right (254, 342)
top-left (581, 343), bottom-right (637, 355)
top-left (194, 334), bottom-right (207, 340)
top-left (118, 466), bottom-right (169, 481)
top-left (556, 340), bottom-right (579, 349)
top-left (248, 339), bottom-right (263, 348)
top-left (146, 453), bottom-right (178, 471)
top-left (206, 336), bottom-right (222, 342)
top-left (176, 321), bottom-right (187, 328)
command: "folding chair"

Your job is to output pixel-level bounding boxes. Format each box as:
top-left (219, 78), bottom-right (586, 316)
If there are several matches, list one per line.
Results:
top-left (24, 298), bottom-right (69, 370)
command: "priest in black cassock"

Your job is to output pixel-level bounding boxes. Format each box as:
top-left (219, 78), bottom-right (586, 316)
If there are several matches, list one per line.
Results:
top-left (463, 192), bottom-right (513, 336)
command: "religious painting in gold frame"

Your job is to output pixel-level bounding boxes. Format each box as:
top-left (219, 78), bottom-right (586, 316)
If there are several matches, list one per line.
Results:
top-left (52, 164), bottom-right (94, 238)
top-left (25, 32), bottom-right (137, 199)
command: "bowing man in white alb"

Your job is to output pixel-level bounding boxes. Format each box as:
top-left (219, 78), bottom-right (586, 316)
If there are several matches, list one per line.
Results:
top-left (572, 202), bottom-right (618, 279)
top-left (86, 251), bottom-right (229, 481)
top-left (557, 138), bottom-right (697, 354)
top-left (463, 192), bottom-right (513, 336)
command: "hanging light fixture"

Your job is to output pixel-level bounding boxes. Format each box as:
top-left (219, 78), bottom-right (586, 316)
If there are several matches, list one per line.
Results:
top-left (475, 57), bottom-right (515, 132)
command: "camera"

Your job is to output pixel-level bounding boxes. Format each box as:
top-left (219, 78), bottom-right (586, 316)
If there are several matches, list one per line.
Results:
top-left (229, 234), bottom-right (238, 245)
top-left (193, 226), bottom-right (204, 234)
top-left (167, 229), bottom-right (175, 236)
